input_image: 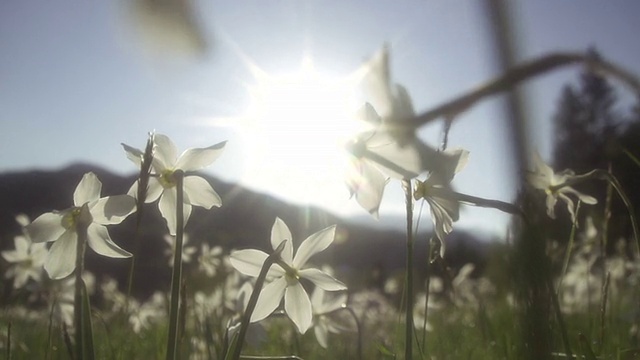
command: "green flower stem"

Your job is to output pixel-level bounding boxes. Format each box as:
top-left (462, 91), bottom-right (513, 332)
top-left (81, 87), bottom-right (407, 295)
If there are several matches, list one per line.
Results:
top-left (230, 241), bottom-right (287, 360)
top-left (402, 179), bottom-right (414, 360)
top-left (166, 170), bottom-right (185, 360)
top-left (74, 204), bottom-right (94, 360)
top-left (550, 169), bottom-right (640, 255)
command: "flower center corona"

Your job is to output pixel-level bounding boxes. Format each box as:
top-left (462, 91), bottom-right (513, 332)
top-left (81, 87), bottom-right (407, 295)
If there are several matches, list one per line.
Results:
top-left (62, 207), bottom-right (82, 230)
top-left (159, 169), bottom-right (177, 189)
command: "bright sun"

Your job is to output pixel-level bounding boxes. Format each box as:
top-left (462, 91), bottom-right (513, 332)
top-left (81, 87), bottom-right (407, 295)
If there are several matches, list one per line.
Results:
top-left (239, 57), bottom-right (365, 209)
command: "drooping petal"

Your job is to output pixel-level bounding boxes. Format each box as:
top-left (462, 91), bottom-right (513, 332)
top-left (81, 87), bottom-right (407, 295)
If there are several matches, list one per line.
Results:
top-left (229, 249), bottom-right (285, 278)
top-left (153, 134), bottom-right (179, 169)
top-left (366, 139), bottom-right (422, 179)
top-left (45, 230), bottom-right (77, 279)
top-left (545, 194), bottom-right (558, 219)
top-left (74, 172), bottom-right (102, 206)
top-left (122, 143), bottom-right (144, 168)
top-left (87, 223), bottom-right (132, 258)
top-left (90, 195), bottom-right (136, 225)
top-left (26, 212), bottom-right (66, 243)
top-left (183, 176), bottom-right (221, 209)
top-left (284, 280), bottom-right (313, 334)
top-left (158, 189), bottom-right (192, 235)
top-left (299, 268), bottom-right (347, 291)
top-left (271, 217), bottom-right (293, 264)
top-left (251, 277), bottom-right (287, 323)
top-left (293, 225), bottom-right (336, 268)
top-left (175, 141), bottom-right (227, 171)
top-left (347, 158), bottom-right (388, 218)
top-left (563, 187), bottom-right (598, 205)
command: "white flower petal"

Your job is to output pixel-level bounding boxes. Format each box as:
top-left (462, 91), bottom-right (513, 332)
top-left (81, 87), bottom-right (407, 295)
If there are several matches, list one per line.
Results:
top-left (347, 158), bottom-right (388, 218)
top-left (183, 176), bottom-right (221, 209)
top-left (314, 322), bottom-right (329, 348)
top-left (122, 143), bottom-right (144, 168)
top-left (546, 194), bottom-right (558, 219)
top-left (14, 235), bottom-right (30, 254)
top-left (251, 277), bottom-right (287, 323)
top-left (87, 223), bottom-right (132, 258)
top-left (74, 172), bottom-right (102, 206)
top-left (27, 212), bottom-right (65, 243)
top-left (146, 178), bottom-right (164, 203)
top-left (299, 268), bottom-right (347, 291)
top-left (229, 249), bottom-right (285, 278)
top-left (175, 141), bottom-right (226, 171)
top-left (159, 190), bottom-right (192, 235)
top-left (90, 195), bottom-right (136, 225)
top-left (45, 230), bottom-right (77, 279)
top-left (285, 281), bottom-right (313, 334)
top-left (293, 225), bottom-right (336, 268)
top-left (271, 218), bottom-right (293, 264)
top-left (153, 134), bottom-right (178, 169)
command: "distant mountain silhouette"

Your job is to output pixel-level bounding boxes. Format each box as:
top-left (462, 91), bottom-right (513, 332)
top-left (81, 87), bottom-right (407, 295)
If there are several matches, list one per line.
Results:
top-left (0, 164), bottom-right (490, 298)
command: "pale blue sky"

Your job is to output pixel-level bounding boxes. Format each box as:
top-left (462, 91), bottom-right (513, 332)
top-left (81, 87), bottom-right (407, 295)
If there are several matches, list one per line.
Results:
top-left (1, 1), bottom-right (639, 235)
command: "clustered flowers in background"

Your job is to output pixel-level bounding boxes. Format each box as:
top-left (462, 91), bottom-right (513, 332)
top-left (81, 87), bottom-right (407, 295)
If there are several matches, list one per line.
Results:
top-left (0, 44), bottom-right (638, 359)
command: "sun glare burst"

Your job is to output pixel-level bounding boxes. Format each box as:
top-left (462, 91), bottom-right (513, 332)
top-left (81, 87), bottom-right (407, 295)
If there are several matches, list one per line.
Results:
top-left (239, 57), bottom-right (366, 208)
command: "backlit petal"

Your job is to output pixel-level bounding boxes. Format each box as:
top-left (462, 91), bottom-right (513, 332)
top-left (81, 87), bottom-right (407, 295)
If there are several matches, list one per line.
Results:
top-left (230, 249), bottom-right (285, 278)
top-left (90, 195), bottom-right (136, 225)
top-left (87, 223), bottom-right (132, 258)
top-left (271, 217), bottom-right (293, 264)
top-left (347, 159), bottom-right (388, 218)
top-left (153, 134), bottom-right (178, 169)
top-left (184, 176), bottom-right (221, 209)
top-left (45, 230), bottom-right (77, 279)
top-left (74, 172), bottom-right (102, 206)
top-left (284, 281), bottom-right (312, 334)
top-left (159, 190), bottom-right (192, 235)
top-left (122, 143), bottom-right (143, 168)
top-left (26, 212), bottom-right (65, 243)
top-left (293, 225), bottom-right (336, 268)
top-left (299, 268), bottom-right (347, 291)
top-left (251, 277), bottom-right (287, 323)
top-left (175, 141), bottom-right (226, 171)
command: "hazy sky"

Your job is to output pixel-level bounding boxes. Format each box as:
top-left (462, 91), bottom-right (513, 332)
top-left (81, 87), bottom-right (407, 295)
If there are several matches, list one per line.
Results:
top-left (1, 1), bottom-right (639, 235)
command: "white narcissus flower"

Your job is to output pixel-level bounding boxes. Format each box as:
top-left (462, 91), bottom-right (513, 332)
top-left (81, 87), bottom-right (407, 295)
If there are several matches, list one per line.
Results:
top-left (527, 152), bottom-right (597, 223)
top-left (123, 134), bottom-right (226, 235)
top-left (26, 173), bottom-right (135, 280)
top-left (2, 215), bottom-right (48, 288)
top-left (164, 234), bottom-right (197, 267)
top-left (229, 217), bottom-right (347, 334)
top-left (311, 287), bottom-right (348, 348)
top-left (198, 243), bottom-right (223, 277)
top-left (414, 148), bottom-right (470, 245)
top-left (345, 45), bottom-right (456, 217)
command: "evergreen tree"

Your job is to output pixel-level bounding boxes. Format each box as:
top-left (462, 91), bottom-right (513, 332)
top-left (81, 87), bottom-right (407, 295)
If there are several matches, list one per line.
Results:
top-left (550, 48), bottom-right (640, 253)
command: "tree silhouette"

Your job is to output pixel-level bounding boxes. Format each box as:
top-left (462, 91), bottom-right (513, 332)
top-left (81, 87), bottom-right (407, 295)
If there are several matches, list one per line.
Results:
top-left (551, 48), bottom-right (640, 253)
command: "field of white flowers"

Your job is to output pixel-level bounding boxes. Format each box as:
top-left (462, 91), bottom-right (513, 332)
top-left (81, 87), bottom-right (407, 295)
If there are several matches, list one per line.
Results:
top-left (2, 45), bottom-right (640, 360)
